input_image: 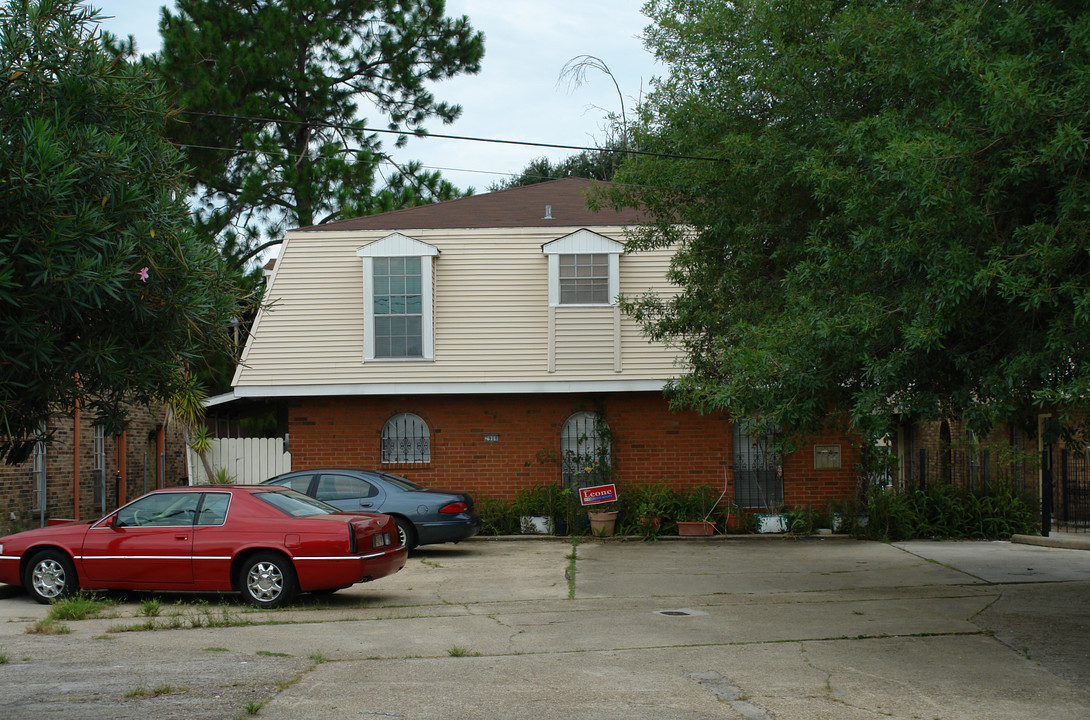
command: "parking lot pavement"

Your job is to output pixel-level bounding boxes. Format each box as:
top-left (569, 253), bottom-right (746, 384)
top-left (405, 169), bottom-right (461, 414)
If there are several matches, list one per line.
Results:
top-left (1, 537), bottom-right (1089, 719)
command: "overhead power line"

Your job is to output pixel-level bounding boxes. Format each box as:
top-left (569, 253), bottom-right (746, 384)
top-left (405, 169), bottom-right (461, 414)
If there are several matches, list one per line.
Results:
top-left (178, 110), bottom-right (730, 164)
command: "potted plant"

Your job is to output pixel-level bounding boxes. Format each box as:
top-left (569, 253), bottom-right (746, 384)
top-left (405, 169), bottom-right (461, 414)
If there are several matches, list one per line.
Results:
top-left (675, 485), bottom-right (720, 536)
top-left (513, 484), bottom-right (555, 534)
top-left (753, 480), bottom-right (789, 533)
top-left (587, 502), bottom-right (619, 536)
top-left (628, 482), bottom-right (676, 537)
top-left (722, 502), bottom-right (746, 532)
top-left (755, 505), bottom-right (789, 533)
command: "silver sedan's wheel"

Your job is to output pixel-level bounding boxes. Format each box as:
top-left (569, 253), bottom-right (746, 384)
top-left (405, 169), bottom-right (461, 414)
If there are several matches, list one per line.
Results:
top-left (239, 552), bottom-right (297, 608)
top-left (24, 550), bottom-right (77, 604)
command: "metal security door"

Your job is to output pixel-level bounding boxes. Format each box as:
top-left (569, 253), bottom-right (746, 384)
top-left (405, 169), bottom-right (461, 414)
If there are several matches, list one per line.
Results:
top-left (733, 421), bottom-right (783, 509)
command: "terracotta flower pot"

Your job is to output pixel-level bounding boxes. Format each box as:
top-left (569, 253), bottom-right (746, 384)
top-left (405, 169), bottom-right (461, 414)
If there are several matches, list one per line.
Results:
top-left (640, 516), bottom-right (662, 531)
top-left (588, 510), bottom-right (619, 537)
top-left (676, 520), bottom-right (715, 536)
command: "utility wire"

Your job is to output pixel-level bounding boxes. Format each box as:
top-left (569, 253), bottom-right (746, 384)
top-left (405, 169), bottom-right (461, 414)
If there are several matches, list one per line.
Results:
top-left (178, 110), bottom-right (730, 164)
top-left (177, 141), bottom-right (520, 181)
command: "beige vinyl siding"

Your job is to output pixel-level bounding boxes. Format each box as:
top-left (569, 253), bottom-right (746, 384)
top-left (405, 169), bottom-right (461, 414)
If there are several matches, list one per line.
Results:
top-left (431, 237), bottom-right (549, 373)
top-left (617, 246), bottom-right (683, 372)
top-left (554, 308), bottom-right (616, 372)
top-left (234, 226), bottom-right (685, 388)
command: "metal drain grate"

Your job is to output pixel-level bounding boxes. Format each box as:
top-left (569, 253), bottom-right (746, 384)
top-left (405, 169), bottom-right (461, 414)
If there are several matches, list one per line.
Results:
top-left (654, 608), bottom-right (708, 617)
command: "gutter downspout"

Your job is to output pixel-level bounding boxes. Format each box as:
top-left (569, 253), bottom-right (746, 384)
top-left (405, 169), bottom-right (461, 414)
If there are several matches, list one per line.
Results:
top-left (156, 425), bottom-right (166, 488)
top-left (117, 430), bottom-right (127, 506)
top-left (1037, 413), bottom-right (1052, 537)
top-left (73, 399), bottom-right (80, 521)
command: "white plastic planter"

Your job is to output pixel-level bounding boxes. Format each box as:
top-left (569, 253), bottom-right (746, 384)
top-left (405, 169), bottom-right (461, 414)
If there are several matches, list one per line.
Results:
top-left (756, 513), bottom-right (788, 533)
top-left (520, 515), bottom-right (553, 534)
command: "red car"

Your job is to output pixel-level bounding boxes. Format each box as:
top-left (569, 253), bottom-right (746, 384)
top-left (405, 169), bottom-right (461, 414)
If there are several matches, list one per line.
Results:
top-left (0, 485), bottom-right (407, 608)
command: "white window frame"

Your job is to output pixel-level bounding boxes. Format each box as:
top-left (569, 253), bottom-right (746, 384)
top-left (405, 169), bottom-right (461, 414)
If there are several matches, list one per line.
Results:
top-left (357, 233), bottom-right (439, 361)
top-left (542, 229), bottom-right (623, 307)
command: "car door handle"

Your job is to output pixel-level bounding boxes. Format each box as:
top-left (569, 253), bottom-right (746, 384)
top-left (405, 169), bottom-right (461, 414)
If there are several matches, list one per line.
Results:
top-left (175, 535), bottom-right (189, 541)
top-left (360, 503), bottom-right (374, 508)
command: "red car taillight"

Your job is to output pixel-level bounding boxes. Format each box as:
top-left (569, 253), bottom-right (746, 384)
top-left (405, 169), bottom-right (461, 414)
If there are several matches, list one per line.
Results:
top-left (439, 502), bottom-right (468, 514)
top-left (348, 525), bottom-right (357, 554)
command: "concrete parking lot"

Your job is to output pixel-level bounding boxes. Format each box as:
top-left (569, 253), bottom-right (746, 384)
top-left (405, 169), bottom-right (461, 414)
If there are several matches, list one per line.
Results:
top-left (1, 536), bottom-right (1089, 719)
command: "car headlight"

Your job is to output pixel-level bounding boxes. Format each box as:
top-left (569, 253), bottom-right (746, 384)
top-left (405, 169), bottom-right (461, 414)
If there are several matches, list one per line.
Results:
top-left (372, 532), bottom-right (391, 549)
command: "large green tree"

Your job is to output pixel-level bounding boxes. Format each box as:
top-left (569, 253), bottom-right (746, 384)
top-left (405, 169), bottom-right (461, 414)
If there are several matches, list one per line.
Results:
top-left (488, 145), bottom-right (624, 192)
top-left (0, 0), bottom-right (241, 462)
top-left (616, 0), bottom-right (1090, 442)
top-left (152, 0), bottom-right (485, 266)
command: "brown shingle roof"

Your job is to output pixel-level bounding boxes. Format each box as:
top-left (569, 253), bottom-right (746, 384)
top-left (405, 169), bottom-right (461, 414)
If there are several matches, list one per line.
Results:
top-left (296, 178), bottom-right (643, 232)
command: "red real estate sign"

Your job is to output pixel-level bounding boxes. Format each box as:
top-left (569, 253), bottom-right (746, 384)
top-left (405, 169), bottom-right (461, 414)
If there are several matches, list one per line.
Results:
top-left (579, 484), bottom-right (618, 506)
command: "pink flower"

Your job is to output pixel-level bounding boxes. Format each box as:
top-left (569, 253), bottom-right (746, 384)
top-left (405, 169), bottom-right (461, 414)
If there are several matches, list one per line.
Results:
top-left (137, 267), bottom-right (149, 282)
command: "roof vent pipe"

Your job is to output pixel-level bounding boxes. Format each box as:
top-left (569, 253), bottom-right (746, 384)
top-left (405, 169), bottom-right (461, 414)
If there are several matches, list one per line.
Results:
top-left (543, 205), bottom-right (552, 219)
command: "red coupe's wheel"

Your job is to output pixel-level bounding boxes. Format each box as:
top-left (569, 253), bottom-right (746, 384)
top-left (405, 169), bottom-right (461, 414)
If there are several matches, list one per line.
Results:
top-left (239, 552), bottom-right (297, 608)
top-left (24, 549), bottom-right (78, 604)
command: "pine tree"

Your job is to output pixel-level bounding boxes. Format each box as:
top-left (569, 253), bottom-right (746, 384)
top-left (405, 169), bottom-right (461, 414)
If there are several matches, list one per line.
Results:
top-left (155, 0), bottom-right (485, 265)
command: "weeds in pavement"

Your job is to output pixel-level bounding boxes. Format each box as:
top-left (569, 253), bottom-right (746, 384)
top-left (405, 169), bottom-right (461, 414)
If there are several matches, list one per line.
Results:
top-left (447, 645), bottom-right (480, 657)
top-left (26, 617), bottom-right (70, 635)
top-left (140, 598), bottom-right (162, 617)
top-left (48, 593), bottom-right (118, 621)
top-left (108, 600), bottom-right (252, 633)
top-left (567, 538), bottom-right (579, 599)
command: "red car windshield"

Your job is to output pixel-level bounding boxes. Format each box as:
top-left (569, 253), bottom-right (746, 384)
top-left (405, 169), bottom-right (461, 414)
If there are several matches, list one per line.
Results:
top-left (256, 488), bottom-right (340, 517)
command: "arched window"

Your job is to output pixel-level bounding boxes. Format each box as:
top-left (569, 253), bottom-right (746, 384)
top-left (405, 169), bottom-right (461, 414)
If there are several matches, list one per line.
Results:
top-left (561, 412), bottom-right (611, 488)
top-left (381, 413), bottom-right (431, 463)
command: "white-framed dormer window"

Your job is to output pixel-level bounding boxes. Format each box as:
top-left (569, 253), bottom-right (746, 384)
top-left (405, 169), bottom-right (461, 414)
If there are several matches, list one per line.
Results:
top-left (559, 254), bottom-right (609, 304)
top-left (357, 233), bottom-right (439, 361)
top-left (542, 229), bottom-right (623, 307)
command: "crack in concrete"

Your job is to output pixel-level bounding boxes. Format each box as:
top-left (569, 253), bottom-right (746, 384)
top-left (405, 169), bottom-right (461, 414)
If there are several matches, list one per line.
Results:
top-left (689, 670), bottom-right (775, 719)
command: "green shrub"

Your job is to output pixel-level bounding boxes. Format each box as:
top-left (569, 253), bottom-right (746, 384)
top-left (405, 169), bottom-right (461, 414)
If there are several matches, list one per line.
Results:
top-left (511, 484), bottom-right (555, 518)
top-left (862, 483), bottom-right (1038, 541)
top-left (614, 482), bottom-right (680, 539)
top-left (677, 485), bottom-right (723, 522)
top-left (474, 496), bottom-right (515, 536)
top-left (787, 505), bottom-right (816, 535)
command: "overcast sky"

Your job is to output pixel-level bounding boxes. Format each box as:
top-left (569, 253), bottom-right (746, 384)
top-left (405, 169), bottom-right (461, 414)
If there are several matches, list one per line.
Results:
top-left (86, 0), bottom-right (661, 193)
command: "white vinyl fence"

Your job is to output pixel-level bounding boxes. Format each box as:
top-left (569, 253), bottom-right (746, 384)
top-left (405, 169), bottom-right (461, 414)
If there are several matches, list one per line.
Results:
top-left (187, 437), bottom-right (291, 485)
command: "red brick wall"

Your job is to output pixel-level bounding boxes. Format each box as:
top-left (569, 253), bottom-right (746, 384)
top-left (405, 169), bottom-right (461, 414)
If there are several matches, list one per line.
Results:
top-left (0, 405), bottom-right (187, 534)
top-left (287, 392), bottom-right (860, 507)
top-left (783, 430), bottom-right (864, 508)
